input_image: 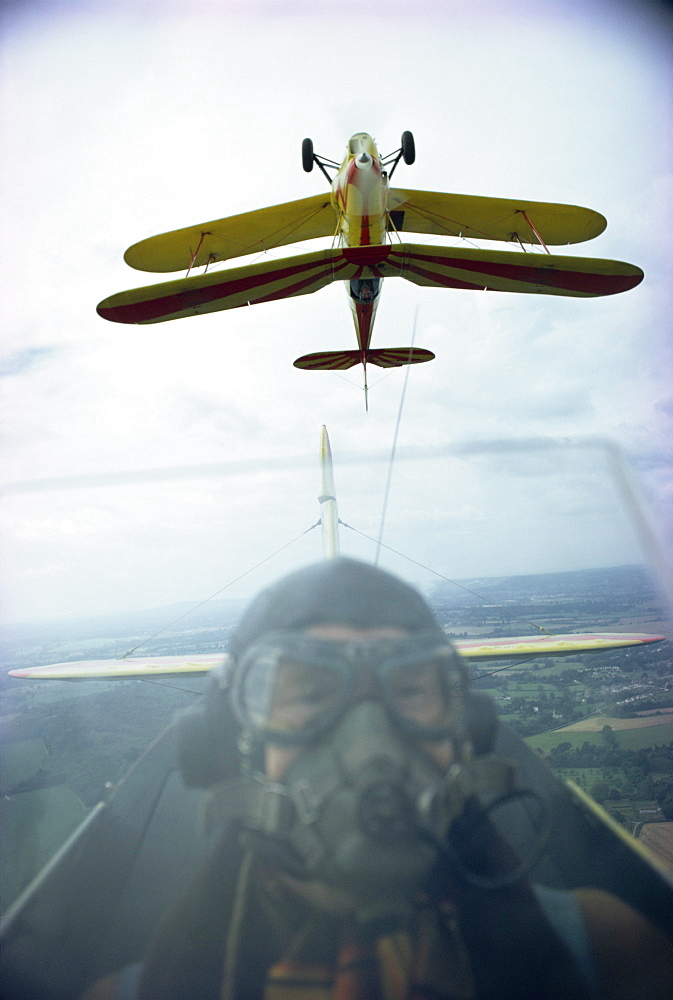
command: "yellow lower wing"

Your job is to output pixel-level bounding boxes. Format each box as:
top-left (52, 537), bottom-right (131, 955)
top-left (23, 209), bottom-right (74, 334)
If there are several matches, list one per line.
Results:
top-left (124, 195), bottom-right (335, 272)
top-left (455, 632), bottom-right (664, 661)
top-left (387, 189), bottom-right (606, 246)
top-left (8, 634), bottom-right (663, 679)
top-left (8, 654), bottom-right (224, 680)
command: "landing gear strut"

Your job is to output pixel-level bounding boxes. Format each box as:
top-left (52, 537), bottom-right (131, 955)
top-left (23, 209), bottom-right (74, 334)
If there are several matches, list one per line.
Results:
top-left (382, 131), bottom-right (416, 179)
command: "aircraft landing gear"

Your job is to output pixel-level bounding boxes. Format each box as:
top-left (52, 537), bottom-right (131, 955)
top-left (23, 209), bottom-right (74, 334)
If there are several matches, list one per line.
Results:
top-left (302, 139), bottom-right (338, 182)
top-left (302, 138), bottom-right (314, 172)
top-left (382, 131), bottom-right (416, 179)
top-left (401, 130), bottom-right (415, 165)
top-left (302, 133), bottom-right (414, 183)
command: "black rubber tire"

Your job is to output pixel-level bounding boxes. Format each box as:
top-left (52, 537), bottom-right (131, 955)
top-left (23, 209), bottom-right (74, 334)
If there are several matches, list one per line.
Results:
top-left (302, 137), bottom-right (314, 172)
top-left (401, 130), bottom-right (415, 165)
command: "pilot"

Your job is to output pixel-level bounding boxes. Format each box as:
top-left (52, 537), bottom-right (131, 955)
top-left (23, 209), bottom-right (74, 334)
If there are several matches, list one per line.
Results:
top-left (83, 558), bottom-right (673, 1000)
top-left (350, 279), bottom-right (377, 303)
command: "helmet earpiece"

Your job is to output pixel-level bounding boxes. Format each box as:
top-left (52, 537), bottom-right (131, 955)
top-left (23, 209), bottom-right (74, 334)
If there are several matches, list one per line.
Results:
top-left (176, 660), bottom-right (243, 787)
top-left (464, 691), bottom-right (498, 756)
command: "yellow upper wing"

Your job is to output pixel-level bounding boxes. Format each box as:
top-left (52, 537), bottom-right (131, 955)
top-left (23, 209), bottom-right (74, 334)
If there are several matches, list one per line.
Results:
top-left (386, 189), bottom-right (607, 246)
top-left (124, 195), bottom-right (336, 272)
top-left (7, 654), bottom-right (225, 679)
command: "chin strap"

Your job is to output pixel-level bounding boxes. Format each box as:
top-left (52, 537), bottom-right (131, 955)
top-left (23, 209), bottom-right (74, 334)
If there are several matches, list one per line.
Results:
top-left (202, 770), bottom-right (344, 873)
top-left (203, 775), bottom-right (296, 838)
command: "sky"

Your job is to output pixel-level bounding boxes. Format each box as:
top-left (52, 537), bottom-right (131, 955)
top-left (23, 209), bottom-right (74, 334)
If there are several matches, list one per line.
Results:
top-left (1, 0), bottom-right (672, 624)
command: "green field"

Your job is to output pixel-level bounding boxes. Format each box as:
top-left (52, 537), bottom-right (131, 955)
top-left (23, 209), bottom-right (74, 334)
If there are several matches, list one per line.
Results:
top-left (530, 661), bottom-right (584, 677)
top-left (526, 730), bottom-right (605, 753)
top-left (552, 767), bottom-right (623, 789)
top-left (509, 683), bottom-right (559, 693)
top-left (615, 723), bottom-right (673, 751)
top-left (526, 722), bottom-right (673, 754)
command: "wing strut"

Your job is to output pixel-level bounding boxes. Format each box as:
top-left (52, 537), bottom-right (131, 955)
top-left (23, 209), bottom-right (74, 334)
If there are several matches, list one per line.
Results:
top-left (520, 210), bottom-right (550, 254)
top-left (187, 233), bottom-right (207, 275)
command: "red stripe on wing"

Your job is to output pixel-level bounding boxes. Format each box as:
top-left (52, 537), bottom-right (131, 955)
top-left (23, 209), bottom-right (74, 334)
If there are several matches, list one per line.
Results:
top-left (254, 256), bottom-right (351, 305)
top-left (394, 257), bottom-right (484, 291)
top-left (390, 247), bottom-right (642, 296)
top-left (342, 246), bottom-right (392, 266)
top-left (98, 253), bottom-right (351, 324)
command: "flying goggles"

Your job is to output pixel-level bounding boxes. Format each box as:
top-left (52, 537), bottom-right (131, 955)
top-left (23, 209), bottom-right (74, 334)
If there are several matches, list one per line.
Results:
top-left (231, 631), bottom-right (470, 746)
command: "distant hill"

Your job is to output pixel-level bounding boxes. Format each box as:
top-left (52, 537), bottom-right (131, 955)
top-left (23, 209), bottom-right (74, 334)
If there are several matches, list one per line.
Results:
top-left (429, 564), bottom-right (659, 608)
top-left (0, 598), bottom-right (247, 673)
top-left (1, 564), bottom-right (665, 674)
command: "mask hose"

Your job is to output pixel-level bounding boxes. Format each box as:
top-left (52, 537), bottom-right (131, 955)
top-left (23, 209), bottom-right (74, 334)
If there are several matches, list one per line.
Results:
top-left (418, 788), bottom-right (552, 890)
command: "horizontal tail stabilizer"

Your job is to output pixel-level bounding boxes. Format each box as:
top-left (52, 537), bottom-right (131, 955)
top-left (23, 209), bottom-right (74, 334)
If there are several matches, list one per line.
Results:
top-left (367, 347), bottom-right (435, 368)
top-left (294, 347), bottom-right (436, 370)
top-left (294, 350), bottom-right (361, 370)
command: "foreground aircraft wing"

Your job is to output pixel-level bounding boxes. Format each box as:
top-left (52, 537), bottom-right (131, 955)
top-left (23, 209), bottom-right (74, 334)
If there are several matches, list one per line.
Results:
top-left (8, 654), bottom-right (223, 680)
top-left (454, 632), bottom-right (665, 661)
top-left (387, 189), bottom-right (606, 246)
top-left (124, 195), bottom-right (336, 272)
top-left (98, 243), bottom-right (643, 325)
top-left (8, 634), bottom-right (664, 679)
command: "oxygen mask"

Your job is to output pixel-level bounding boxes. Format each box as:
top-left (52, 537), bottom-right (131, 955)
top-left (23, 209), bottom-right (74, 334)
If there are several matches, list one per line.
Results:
top-left (204, 632), bottom-right (546, 927)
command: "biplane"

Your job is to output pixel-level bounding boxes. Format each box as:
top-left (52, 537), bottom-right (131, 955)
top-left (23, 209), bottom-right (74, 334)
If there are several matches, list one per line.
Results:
top-left (96, 132), bottom-right (644, 404)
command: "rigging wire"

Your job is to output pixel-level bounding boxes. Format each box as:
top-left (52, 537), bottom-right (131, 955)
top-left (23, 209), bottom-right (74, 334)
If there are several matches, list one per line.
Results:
top-left (341, 519), bottom-right (555, 635)
top-left (472, 658), bottom-right (541, 681)
top-left (374, 306), bottom-right (419, 566)
top-left (121, 521), bottom-right (320, 658)
top-left (331, 370), bottom-right (394, 393)
top-left (132, 677), bottom-right (206, 696)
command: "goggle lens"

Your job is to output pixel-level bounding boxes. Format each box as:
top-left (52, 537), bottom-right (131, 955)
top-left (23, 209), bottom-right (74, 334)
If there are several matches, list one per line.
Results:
top-left (243, 657), bottom-right (344, 736)
top-left (383, 658), bottom-right (455, 733)
top-left (234, 634), bottom-right (466, 744)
